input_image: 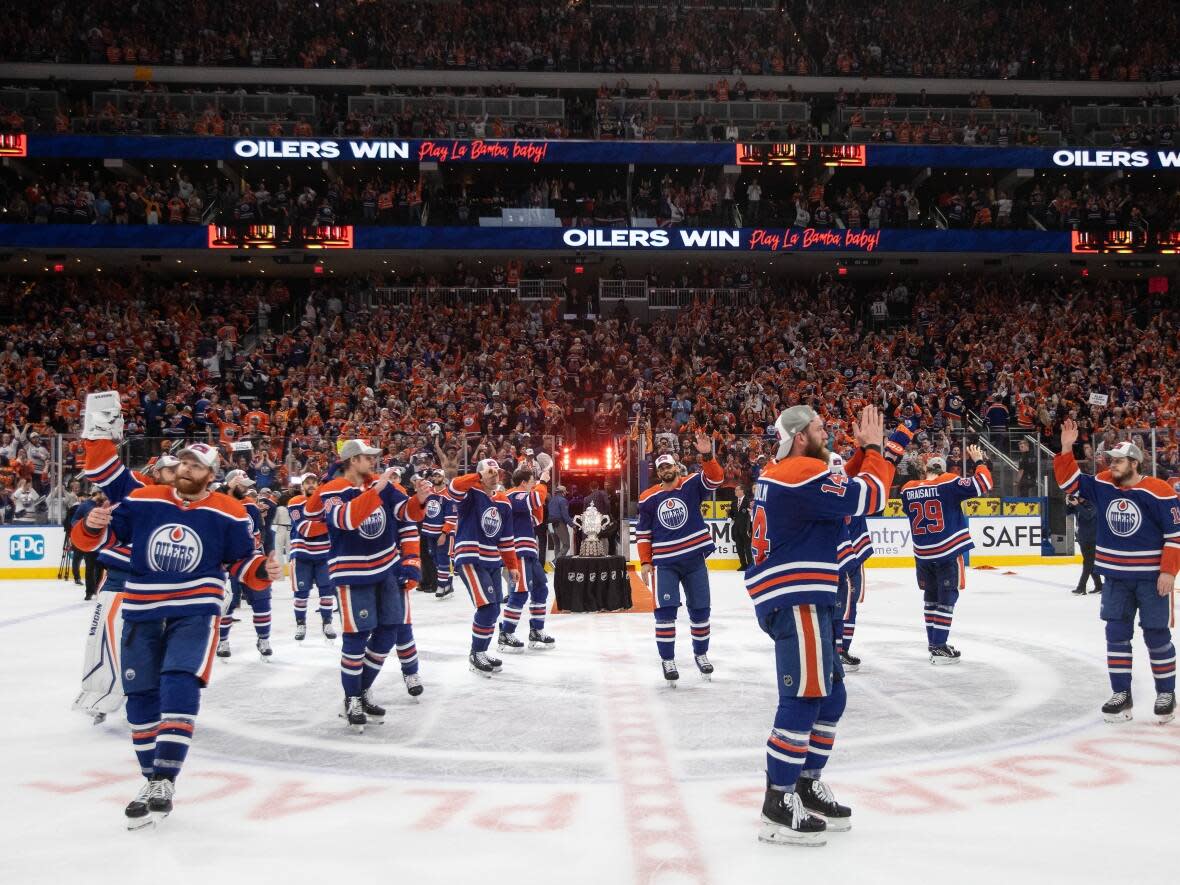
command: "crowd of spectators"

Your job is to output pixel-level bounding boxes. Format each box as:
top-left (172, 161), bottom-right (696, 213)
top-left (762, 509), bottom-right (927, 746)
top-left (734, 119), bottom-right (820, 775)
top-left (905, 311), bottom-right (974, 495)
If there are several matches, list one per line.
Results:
top-left (8, 0), bottom-right (1180, 81)
top-left (802, 0), bottom-right (1180, 82)
top-left (0, 269), bottom-right (1176, 521)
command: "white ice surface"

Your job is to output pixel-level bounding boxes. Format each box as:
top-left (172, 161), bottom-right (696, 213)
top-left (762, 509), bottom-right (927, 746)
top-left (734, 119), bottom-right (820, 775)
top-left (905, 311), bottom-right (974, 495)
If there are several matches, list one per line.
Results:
top-left (2, 566), bottom-right (1177, 885)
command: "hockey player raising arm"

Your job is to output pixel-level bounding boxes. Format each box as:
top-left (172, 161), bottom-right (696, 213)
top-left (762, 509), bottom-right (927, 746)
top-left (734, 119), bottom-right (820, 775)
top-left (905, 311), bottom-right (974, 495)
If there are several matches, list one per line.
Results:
top-left (744, 404), bottom-right (893, 847)
top-left (73, 442), bottom-right (279, 830)
top-left (1056, 419), bottom-right (1180, 724)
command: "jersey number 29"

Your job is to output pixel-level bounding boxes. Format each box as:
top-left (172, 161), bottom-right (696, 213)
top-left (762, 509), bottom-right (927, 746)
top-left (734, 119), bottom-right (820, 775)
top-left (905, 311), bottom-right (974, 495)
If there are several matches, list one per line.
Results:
top-left (907, 499), bottom-right (945, 535)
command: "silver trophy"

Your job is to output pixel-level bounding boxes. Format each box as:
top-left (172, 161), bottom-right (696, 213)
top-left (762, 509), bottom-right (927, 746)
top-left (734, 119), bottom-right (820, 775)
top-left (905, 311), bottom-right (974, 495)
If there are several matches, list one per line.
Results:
top-left (574, 503), bottom-right (613, 557)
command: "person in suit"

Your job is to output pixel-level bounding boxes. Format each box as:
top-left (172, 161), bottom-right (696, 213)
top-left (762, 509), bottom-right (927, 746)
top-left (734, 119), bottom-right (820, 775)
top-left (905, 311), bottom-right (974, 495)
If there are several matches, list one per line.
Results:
top-left (731, 483), bottom-right (753, 570)
top-left (1067, 492), bottom-right (1101, 595)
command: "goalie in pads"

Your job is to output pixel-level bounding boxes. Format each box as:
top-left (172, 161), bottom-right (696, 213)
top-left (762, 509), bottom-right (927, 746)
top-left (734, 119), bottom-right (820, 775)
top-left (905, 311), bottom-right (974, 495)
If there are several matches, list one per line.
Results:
top-left (74, 393), bottom-right (179, 723)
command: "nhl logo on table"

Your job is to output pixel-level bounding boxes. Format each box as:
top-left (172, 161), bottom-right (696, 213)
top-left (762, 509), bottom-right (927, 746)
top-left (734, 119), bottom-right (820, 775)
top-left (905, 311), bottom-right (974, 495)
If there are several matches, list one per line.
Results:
top-left (1105, 499), bottom-right (1142, 537)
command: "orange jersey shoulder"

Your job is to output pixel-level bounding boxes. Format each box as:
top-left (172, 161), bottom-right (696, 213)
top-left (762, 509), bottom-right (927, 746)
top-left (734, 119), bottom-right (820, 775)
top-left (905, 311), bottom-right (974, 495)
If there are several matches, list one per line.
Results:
top-left (760, 456), bottom-right (829, 486)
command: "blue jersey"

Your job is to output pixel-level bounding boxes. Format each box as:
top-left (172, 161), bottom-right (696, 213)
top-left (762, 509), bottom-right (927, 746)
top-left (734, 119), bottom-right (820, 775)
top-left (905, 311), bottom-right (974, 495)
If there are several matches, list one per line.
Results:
top-left (72, 485), bottom-right (265, 622)
top-left (636, 459), bottom-right (724, 565)
top-left (447, 474), bottom-right (519, 570)
top-left (287, 493), bottom-right (330, 561)
top-left (1055, 452), bottom-right (1180, 579)
top-left (311, 476), bottom-right (420, 586)
top-left (839, 425), bottom-right (915, 570)
top-left (745, 451), bottom-right (892, 620)
top-left (420, 493), bottom-right (457, 537)
top-left (506, 484), bottom-right (547, 560)
top-left (899, 466), bottom-right (993, 563)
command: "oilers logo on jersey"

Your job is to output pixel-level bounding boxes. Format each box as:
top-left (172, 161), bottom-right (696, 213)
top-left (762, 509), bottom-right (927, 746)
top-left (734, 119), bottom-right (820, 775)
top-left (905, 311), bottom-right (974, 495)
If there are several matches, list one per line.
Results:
top-left (426, 498), bottom-right (443, 519)
top-left (1106, 499), bottom-right (1142, 536)
top-left (358, 507), bottom-right (387, 540)
top-left (657, 498), bottom-right (689, 530)
top-left (480, 506), bottom-right (502, 537)
top-left (147, 524), bottom-right (203, 572)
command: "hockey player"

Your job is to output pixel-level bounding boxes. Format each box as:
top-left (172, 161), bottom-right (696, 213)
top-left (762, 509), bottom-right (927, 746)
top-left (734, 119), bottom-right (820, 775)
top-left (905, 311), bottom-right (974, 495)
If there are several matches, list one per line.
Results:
top-left (216, 469), bottom-right (273, 660)
top-left (309, 440), bottom-right (424, 731)
top-left (287, 473), bottom-right (338, 640)
top-left (745, 404), bottom-right (893, 846)
top-left (899, 445), bottom-right (993, 663)
top-left (636, 432), bottom-right (723, 683)
top-left (1056, 420), bottom-right (1180, 723)
top-left (448, 458), bottom-right (521, 676)
top-left (835, 425), bottom-right (916, 671)
top-left (72, 442), bottom-right (279, 829)
top-left (388, 466), bottom-right (427, 698)
top-left (75, 439), bottom-right (179, 723)
top-left (497, 466), bottom-right (555, 653)
top-left (419, 468), bottom-right (456, 600)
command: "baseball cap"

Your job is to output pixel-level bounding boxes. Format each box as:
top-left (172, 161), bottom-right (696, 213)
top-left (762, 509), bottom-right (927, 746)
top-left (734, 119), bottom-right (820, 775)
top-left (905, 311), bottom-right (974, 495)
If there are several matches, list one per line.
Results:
top-left (149, 454), bottom-right (180, 472)
top-left (340, 439), bottom-right (381, 460)
top-left (178, 443), bottom-right (219, 469)
top-left (828, 452), bottom-right (846, 476)
top-left (926, 455), bottom-right (947, 473)
top-left (655, 454), bottom-right (677, 468)
top-left (429, 468), bottom-right (446, 481)
top-left (477, 458), bottom-right (500, 472)
top-left (524, 448), bottom-right (534, 456)
top-left (224, 468), bottom-right (255, 487)
top-left (1107, 441), bottom-right (1144, 462)
top-left (774, 405), bottom-right (818, 459)
top-left (289, 473), bottom-right (306, 486)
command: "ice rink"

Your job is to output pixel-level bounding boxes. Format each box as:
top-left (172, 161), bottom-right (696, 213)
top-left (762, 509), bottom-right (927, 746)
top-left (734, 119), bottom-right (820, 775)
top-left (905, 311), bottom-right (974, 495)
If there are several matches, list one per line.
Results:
top-left (4, 564), bottom-right (1177, 885)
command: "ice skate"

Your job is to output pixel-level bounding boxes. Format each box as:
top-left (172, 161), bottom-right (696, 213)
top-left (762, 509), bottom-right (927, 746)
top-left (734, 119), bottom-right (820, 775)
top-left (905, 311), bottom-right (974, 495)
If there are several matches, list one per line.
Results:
top-left (341, 696), bottom-right (367, 733)
top-left (528, 628), bottom-right (556, 650)
top-left (694, 653), bottom-right (714, 679)
top-left (929, 644), bottom-right (961, 665)
top-left (469, 651), bottom-right (497, 677)
top-left (839, 650), bottom-right (861, 672)
top-left (216, 640), bottom-right (231, 659)
top-left (322, 620), bottom-right (337, 641)
top-left (146, 777), bottom-right (174, 822)
top-left (404, 673), bottom-right (424, 698)
top-left (294, 622), bottom-right (307, 641)
top-left (759, 789), bottom-right (827, 847)
top-left (1154, 691), bottom-right (1174, 725)
top-left (497, 629), bottom-right (525, 654)
top-left (256, 638), bottom-right (272, 660)
top-left (1102, 690), bottom-right (1133, 723)
top-left (796, 777), bottom-right (851, 832)
top-left (436, 584), bottom-right (454, 600)
top-left (124, 779), bottom-right (155, 831)
top-left (662, 659), bottom-right (679, 686)
top-left (361, 689), bottom-right (386, 723)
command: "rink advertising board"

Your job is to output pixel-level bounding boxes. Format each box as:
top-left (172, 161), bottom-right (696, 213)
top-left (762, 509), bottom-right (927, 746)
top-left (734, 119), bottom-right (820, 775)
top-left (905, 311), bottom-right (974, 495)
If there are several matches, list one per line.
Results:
top-left (627, 516), bottom-right (1072, 569)
top-left (0, 526), bottom-right (65, 579)
top-left (21, 135), bottom-right (1180, 169)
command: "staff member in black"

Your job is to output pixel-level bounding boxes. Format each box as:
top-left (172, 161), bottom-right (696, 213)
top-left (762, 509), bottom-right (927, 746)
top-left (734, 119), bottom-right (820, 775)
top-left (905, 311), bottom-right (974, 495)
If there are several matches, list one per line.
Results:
top-left (731, 483), bottom-right (753, 570)
top-left (1067, 492), bottom-right (1101, 595)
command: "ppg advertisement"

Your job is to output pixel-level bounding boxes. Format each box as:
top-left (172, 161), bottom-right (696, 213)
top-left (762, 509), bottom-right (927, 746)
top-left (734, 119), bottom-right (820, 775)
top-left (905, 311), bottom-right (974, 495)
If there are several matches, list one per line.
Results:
top-left (0, 526), bottom-right (65, 578)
